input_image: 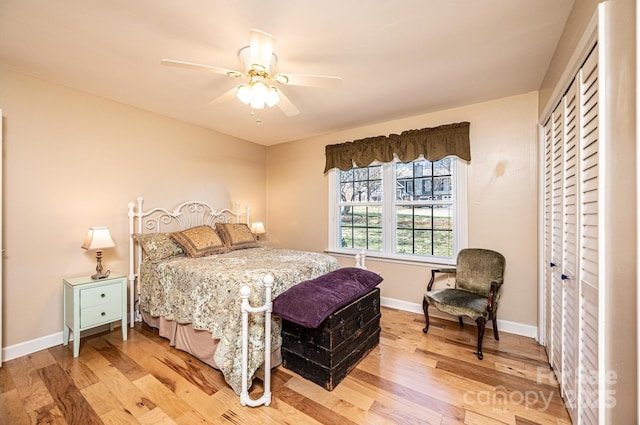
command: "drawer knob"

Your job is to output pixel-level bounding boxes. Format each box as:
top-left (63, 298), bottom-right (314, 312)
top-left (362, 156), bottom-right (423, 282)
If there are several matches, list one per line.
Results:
top-left (101, 312), bottom-right (106, 316)
top-left (101, 293), bottom-right (106, 298)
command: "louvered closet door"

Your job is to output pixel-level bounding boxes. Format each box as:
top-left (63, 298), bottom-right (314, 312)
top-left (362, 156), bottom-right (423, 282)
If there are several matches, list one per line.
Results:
top-left (577, 45), bottom-right (600, 425)
top-left (561, 78), bottom-right (579, 420)
top-left (542, 120), bottom-right (553, 362)
top-left (542, 43), bottom-right (601, 425)
top-left (550, 103), bottom-right (564, 376)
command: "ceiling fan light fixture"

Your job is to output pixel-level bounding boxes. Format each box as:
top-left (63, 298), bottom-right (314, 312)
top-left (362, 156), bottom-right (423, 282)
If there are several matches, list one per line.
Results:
top-left (236, 84), bottom-right (252, 104)
top-left (265, 86), bottom-right (280, 107)
top-left (249, 80), bottom-right (268, 109)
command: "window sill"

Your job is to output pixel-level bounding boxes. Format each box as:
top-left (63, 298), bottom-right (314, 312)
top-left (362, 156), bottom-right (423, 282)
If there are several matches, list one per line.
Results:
top-left (324, 249), bottom-right (456, 268)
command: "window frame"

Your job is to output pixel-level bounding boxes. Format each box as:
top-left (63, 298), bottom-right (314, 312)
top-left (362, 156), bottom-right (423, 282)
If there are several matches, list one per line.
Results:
top-left (328, 157), bottom-right (468, 266)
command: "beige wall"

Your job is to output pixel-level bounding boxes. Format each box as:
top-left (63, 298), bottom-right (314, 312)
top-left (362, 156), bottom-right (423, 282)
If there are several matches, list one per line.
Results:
top-left (0, 69), bottom-right (267, 348)
top-left (539, 0), bottom-right (601, 116)
top-left (267, 91), bottom-right (539, 327)
top-left (538, 0), bottom-right (637, 422)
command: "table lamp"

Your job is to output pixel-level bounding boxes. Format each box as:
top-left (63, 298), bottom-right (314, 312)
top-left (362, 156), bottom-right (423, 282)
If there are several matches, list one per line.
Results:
top-left (250, 222), bottom-right (266, 241)
top-left (81, 227), bottom-right (116, 279)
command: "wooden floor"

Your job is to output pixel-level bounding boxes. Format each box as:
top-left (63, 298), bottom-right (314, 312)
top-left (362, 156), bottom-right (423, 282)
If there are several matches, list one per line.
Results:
top-left (0, 307), bottom-right (571, 424)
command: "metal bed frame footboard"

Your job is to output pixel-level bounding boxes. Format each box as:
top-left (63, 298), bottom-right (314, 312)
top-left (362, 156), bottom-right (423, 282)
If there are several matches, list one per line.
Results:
top-left (128, 197), bottom-right (276, 406)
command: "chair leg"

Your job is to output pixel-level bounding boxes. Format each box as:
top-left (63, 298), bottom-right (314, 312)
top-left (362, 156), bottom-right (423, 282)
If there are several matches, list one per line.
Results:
top-left (422, 297), bottom-right (430, 333)
top-left (475, 317), bottom-right (486, 360)
top-left (492, 317), bottom-right (499, 340)
top-left (458, 316), bottom-right (464, 327)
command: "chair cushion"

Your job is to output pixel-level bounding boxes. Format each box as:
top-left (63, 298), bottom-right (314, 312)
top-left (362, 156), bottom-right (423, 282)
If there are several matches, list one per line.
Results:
top-left (455, 249), bottom-right (505, 296)
top-left (425, 288), bottom-right (490, 321)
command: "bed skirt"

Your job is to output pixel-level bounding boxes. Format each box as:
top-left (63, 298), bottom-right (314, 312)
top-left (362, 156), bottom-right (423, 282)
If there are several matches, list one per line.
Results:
top-left (141, 310), bottom-right (283, 371)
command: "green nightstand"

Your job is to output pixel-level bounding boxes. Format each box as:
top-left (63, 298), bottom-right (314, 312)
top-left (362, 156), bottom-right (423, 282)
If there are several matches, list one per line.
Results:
top-left (63, 273), bottom-right (127, 357)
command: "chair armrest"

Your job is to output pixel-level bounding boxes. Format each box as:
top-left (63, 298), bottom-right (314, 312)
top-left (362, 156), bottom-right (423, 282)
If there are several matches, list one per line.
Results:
top-left (487, 280), bottom-right (501, 313)
top-left (427, 267), bottom-right (457, 291)
top-left (493, 277), bottom-right (504, 289)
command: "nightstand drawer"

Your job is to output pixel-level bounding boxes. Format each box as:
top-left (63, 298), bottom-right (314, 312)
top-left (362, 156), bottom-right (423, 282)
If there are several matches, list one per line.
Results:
top-left (81, 301), bottom-right (122, 328)
top-left (80, 283), bottom-right (122, 308)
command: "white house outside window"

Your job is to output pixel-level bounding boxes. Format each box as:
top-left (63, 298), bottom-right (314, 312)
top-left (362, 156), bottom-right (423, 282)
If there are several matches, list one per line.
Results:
top-left (328, 157), bottom-right (467, 265)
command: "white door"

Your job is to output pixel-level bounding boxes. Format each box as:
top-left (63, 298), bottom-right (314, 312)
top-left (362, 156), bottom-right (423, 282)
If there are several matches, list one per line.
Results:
top-left (0, 109), bottom-right (3, 367)
top-left (561, 78), bottom-right (579, 420)
top-left (577, 45), bottom-right (601, 425)
top-left (542, 44), bottom-right (601, 425)
top-left (550, 103), bottom-right (564, 376)
top-left (542, 120), bottom-right (553, 360)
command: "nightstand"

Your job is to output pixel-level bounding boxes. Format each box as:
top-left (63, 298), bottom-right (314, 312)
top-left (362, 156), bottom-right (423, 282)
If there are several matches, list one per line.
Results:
top-left (63, 273), bottom-right (127, 357)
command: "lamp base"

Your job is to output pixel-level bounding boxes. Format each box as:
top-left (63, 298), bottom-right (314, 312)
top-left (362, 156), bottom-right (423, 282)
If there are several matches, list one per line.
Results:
top-left (91, 269), bottom-right (110, 280)
top-left (92, 250), bottom-right (110, 279)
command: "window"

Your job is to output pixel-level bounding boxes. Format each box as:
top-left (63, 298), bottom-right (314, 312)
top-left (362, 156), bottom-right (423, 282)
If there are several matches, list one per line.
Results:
top-left (329, 157), bottom-right (467, 264)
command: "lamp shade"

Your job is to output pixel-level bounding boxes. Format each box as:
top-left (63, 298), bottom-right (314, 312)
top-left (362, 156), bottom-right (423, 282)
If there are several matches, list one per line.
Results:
top-left (250, 222), bottom-right (266, 235)
top-left (81, 227), bottom-right (116, 251)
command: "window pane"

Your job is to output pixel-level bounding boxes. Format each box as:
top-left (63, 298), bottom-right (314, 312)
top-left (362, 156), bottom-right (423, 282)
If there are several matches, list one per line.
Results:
top-left (413, 160), bottom-right (431, 177)
top-left (370, 180), bottom-right (383, 201)
top-left (433, 176), bottom-right (452, 199)
top-left (340, 227), bottom-right (353, 248)
top-left (434, 158), bottom-right (452, 176)
top-left (353, 227), bottom-right (368, 249)
top-left (433, 205), bottom-right (453, 230)
top-left (367, 206), bottom-right (382, 227)
top-left (340, 205), bottom-right (352, 223)
top-left (396, 162), bottom-right (412, 179)
top-left (353, 206), bottom-right (367, 226)
top-left (368, 228), bottom-right (382, 251)
top-left (340, 182), bottom-right (354, 202)
top-left (434, 231), bottom-right (453, 257)
top-left (396, 180), bottom-right (412, 200)
top-left (369, 165), bottom-right (382, 180)
top-left (354, 168), bottom-right (368, 181)
top-left (415, 178), bottom-right (432, 199)
top-left (353, 181), bottom-right (368, 201)
top-left (396, 206), bottom-right (413, 229)
top-left (340, 169), bottom-right (353, 182)
top-left (414, 205), bottom-right (432, 229)
top-left (414, 230), bottom-right (433, 255)
top-left (396, 229), bottom-right (413, 253)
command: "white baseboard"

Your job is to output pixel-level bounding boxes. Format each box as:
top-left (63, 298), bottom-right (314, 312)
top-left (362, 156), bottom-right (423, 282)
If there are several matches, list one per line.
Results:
top-left (2, 299), bottom-right (537, 363)
top-left (3, 331), bottom-right (65, 362)
top-left (2, 322), bottom-right (125, 363)
top-left (380, 296), bottom-right (538, 338)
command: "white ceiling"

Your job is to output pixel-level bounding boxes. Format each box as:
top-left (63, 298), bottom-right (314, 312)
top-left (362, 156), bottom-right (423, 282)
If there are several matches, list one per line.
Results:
top-left (0, 0), bottom-right (574, 146)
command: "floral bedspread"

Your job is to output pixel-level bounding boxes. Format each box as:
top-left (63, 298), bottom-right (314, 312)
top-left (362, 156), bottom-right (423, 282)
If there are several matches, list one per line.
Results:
top-left (139, 246), bottom-right (340, 394)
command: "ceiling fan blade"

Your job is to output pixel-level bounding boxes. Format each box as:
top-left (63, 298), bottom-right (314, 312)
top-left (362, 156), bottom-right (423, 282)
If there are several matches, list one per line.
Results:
top-left (208, 86), bottom-right (239, 106)
top-left (249, 29), bottom-right (276, 69)
top-left (161, 59), bottom-right (244, 77)
top-left (276, 89), bottom-right (300, 117)
top-left (275, 73), bottom-right (342, 89)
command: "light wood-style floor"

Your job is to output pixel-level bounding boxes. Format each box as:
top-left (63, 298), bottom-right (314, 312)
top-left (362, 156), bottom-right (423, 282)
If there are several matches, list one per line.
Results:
top-left (0, 307), bottom-right (570, 424)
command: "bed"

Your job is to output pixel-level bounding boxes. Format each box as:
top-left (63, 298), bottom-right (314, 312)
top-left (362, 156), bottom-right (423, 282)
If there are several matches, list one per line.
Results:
top-left (127, 197), bottom-right (340, 406)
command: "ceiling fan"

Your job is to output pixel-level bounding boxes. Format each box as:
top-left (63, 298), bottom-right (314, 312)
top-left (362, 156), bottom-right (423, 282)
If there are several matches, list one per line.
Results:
top-left (161, 29), bottom-right (342, 117)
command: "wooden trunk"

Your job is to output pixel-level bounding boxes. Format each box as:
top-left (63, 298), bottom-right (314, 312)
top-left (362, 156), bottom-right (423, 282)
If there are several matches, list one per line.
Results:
top-left (281, 288), bottom-right (381, 390)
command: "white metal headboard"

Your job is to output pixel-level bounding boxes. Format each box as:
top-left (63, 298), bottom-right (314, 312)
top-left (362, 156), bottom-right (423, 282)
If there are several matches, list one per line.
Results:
top-left (127, 196), bottom-right (250, 324)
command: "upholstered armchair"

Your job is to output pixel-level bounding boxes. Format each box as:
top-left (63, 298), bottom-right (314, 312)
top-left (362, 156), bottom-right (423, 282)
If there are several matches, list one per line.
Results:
top-left (422, 248), bottom-right (505, 360)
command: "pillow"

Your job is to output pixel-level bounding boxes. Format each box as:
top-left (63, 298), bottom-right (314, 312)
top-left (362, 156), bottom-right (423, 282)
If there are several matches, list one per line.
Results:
top-left (132, 232), bottom-right (185, 262)
top-left (171, 225), bottom-right (227, 258)
top-left (273, 267), bottom-right (383, 328)
top-left (216, 223), bottom-right (259, 250)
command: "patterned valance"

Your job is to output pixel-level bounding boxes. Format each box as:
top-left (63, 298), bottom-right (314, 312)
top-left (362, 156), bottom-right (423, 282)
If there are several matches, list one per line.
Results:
top-left (323, 122), bottom-right (471, 172)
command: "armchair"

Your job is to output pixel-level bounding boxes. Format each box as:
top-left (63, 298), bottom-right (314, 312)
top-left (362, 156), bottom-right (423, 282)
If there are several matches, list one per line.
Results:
top-left (422, 248), bottom-right (505, 360)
